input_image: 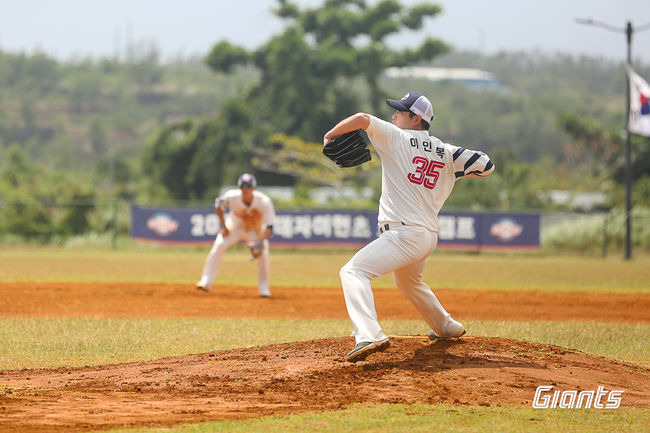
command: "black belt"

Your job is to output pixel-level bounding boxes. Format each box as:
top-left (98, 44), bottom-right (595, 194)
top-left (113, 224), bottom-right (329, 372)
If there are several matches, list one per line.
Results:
top-left (379, 222), bottom-right (405, 234)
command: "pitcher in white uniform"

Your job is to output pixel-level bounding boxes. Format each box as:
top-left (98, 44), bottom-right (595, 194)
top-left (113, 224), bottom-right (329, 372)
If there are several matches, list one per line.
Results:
top-left (196, 173), bottom-right (276, 297)
top-left (323, 91), bottom-right (495, 362)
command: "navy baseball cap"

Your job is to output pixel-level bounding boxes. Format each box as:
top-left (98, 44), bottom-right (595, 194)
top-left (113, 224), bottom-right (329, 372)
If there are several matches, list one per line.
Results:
top-left (237, 173), bottom-right (257, 189)
top-left (386, 91), bottom-right (434, 124)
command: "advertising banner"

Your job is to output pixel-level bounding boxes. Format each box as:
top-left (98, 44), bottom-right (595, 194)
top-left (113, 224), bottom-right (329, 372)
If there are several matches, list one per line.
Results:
top-left (131, 205), bottom-right (539, 250)
top-left (437, 212), bottom-right (540, 250)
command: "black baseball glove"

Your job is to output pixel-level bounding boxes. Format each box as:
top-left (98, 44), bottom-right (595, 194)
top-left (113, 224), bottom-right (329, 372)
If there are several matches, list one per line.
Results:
top-left (323, 129), bottom-right (371, 168)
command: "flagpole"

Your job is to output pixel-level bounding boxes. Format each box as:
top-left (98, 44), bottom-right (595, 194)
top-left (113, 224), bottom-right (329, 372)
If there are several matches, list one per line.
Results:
top-left (624, 22), bottom-right (632, 260)
top-left (576, 18), bottom-right (650, 260)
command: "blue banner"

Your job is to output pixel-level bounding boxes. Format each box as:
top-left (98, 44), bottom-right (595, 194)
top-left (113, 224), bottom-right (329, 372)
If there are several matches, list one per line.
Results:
top-left (130, 205), bottom-right (539, 250)
top-left (437, 212), bottom-right (540, 250)
top-left (131, 206), bottom-right (219, 243)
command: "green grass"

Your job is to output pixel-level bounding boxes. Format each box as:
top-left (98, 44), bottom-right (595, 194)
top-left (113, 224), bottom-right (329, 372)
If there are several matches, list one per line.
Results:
top-left (98, 403), bottom-right (650, 433)
top-left (466, 321), bottom-right (650, 367)
top-left (1, 318), bottom-right (647, 370)
top-left (2, 246), bottom-right (648, 432)
top-left (1, 246), bottom-right (649, 292)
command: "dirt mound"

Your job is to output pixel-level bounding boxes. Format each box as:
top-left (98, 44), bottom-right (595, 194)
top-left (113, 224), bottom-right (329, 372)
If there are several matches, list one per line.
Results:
top-left (0, 336), bottom-right (647, 433)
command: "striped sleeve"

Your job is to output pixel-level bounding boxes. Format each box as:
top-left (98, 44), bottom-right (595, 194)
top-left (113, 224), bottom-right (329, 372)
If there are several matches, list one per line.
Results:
top-left (451, 147), bottom-right (495, 179)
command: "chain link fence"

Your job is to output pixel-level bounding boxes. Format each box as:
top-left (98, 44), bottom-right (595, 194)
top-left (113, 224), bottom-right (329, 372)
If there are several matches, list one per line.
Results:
top-left (541, 209), bottom-right (650, 257)
top-left (0, 199), bottom-right (127, 247)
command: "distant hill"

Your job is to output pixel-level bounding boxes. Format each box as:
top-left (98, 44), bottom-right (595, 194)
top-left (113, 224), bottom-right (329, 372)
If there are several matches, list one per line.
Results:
top-left (0, 48), bottom-right (647, 194)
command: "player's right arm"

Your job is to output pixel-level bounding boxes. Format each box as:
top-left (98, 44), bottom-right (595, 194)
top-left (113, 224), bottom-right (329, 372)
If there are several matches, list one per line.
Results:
top-left (323, 113), bottom-right (370, 145)
top-left (215, 196), bottom-right (230, 237)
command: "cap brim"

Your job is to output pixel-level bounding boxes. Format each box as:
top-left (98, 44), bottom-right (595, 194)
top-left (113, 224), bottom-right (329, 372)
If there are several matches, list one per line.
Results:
top-left (386, 99), bottom-right (410, 112)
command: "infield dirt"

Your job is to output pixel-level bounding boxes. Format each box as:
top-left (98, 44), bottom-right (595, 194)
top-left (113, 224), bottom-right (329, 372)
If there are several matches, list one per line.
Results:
top-left (0, 282), bottom-right (648, 432)
top-left (1, 282), bottom-right (649, 322)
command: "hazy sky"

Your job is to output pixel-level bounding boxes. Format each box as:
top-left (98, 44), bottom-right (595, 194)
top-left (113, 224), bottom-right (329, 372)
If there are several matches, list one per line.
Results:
top-left (1, 0), bottom-right (649, 63)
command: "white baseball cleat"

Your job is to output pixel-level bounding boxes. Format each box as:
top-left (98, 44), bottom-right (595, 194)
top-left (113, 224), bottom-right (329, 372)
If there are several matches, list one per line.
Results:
top-left (428, 318), bottom-right (466, 340)
top-left (196, 284), bottom-right (210, 292)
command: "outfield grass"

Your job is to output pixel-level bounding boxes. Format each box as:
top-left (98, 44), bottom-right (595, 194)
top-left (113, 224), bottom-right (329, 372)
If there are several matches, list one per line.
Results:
top-left (99, 403), bottom-right (650, 433)
top-left (1, 318), bottom-right (647, 369)
top-left (1, 246), bottom-right (649, 292)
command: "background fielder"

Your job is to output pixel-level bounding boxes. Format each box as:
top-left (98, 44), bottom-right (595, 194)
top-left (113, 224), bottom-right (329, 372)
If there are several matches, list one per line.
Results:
top-left (196, 173), bottom-right (276, 297)
top-left (323, 91), bottom-right (495, 362)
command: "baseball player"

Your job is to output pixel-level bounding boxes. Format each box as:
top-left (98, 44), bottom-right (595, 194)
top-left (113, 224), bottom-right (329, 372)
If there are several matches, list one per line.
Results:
top-left (323, 91), bottom-right (495, 362)
top-left (196, 173), bottom-right (276, 297)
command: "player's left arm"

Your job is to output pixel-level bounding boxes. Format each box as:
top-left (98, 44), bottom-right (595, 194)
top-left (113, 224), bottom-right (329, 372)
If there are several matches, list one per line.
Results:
top-left (261, 226), bottom-right (273, 240)
top-left (261, 196), bottom-right (276, 240)
top-left (247, 198), bottom-right (274, 260)
top-left (450, 147), bottom-right (495, 179)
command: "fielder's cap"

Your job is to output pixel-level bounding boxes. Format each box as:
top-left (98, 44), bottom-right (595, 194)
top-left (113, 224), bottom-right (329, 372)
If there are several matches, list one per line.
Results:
top-left (237, 173), bottom-right (257, 189)
top-left (386, 91), bottom-right (434, 124)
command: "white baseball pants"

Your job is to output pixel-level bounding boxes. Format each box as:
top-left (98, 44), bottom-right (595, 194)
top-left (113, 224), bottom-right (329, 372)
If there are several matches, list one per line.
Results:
top-left (198, 228), bottom-right (270, 297)
top-left (339, 224), bottom-right (453, 344)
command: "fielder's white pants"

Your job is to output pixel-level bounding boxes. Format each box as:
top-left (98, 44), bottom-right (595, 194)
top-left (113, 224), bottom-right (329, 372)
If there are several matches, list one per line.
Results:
top-left (340, 224), bottom-right (453, 344)
top-left (198, 227), bottom-right (270, 297)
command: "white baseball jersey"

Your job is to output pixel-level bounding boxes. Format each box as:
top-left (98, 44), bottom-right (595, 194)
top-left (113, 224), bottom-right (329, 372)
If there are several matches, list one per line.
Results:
top-left (216, 189), bottom-right (275, 235)
top-left (198, 189), bottom-right (276, 297)
top-left (366, 115), bottom-right (494, 232)
top-left (337, 113), bottom-right (495, 349)
top-left (339, 114), bottom-right (494, 347)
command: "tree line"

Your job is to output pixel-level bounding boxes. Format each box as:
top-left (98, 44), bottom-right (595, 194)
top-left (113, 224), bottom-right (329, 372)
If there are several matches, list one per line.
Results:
top-left (0, 0), bottom-right (648, 242)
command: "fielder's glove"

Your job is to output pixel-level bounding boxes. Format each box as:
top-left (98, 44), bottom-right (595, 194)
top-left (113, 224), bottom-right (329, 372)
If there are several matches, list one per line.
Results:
top-left (323, 129), bottom-right (371, 168)
top-left (248, 240), bottom-right (264, 261)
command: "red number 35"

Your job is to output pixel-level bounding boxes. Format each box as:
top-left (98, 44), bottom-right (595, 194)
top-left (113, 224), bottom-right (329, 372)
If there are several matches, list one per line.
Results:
top-left (407, 157), bottom-right (445, 189)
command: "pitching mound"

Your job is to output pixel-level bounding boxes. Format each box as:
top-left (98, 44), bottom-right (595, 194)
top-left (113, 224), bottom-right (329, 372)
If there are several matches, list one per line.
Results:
top-left (0, 336), bottom-right (648, 432)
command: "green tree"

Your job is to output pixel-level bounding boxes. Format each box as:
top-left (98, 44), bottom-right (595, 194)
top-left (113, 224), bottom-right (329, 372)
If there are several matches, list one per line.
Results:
top-left (557, 112), bottom-right (623, 171)
top-left (141, 99), bottom-right (252, 199)
top-left (558, 112), bottom-right (650, 207)
top-left (0, 146), bottom-right (54, 239)
top-left (89, 118), bottom-right (107, 156)
top-left (444, 149), bottom-right (544, 210)
top-left (0, 145), bottom-right (99, 239)
top-left (144, 0), bottom-right (449, 198)
top-left (140, 120), bottom-right (196, 200)
top-left (1, 145), bottom-right (36, 190)
top-left (254, 132), bottom-right (380, 189)
top-left (206, 0), bottom-right (447, 140)
top-left (70, 73), bottom-right (103, 113)
top-left (57, 189), bottom-right (95, 235)
top-left (127, 47), bottom-right (163, 91)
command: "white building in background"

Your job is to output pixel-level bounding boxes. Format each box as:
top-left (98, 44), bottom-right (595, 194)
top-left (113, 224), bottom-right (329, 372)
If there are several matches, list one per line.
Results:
top-left (540, 190), bottom-right (608, 211)
top-left (384, 66), bottom-right (503, 91)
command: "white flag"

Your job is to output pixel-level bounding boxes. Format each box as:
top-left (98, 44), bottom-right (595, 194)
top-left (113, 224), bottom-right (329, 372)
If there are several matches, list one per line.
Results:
top-left (628, 66), bottom-right (650, 137)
